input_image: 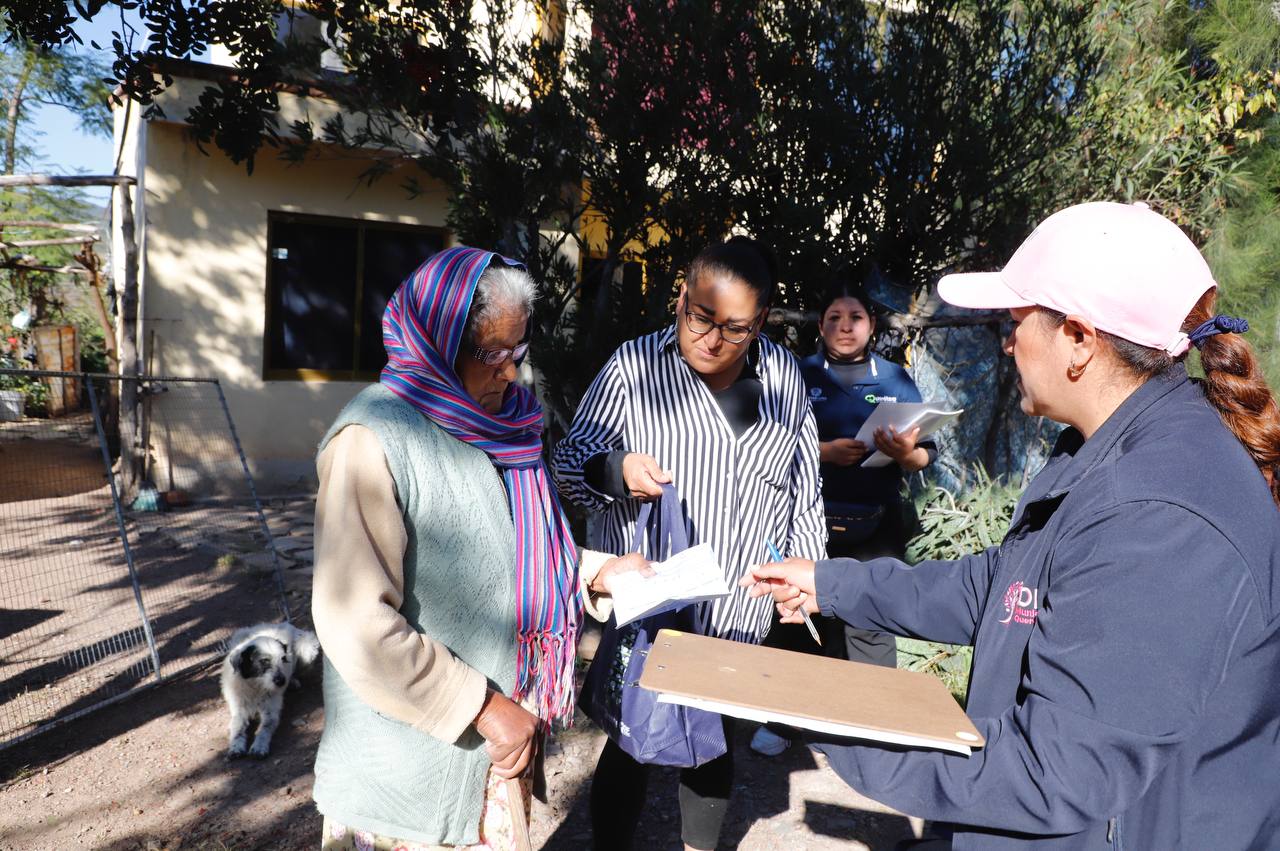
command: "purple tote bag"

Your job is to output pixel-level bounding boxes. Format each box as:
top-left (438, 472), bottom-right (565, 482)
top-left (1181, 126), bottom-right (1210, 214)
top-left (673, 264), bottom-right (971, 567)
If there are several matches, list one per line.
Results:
top-left (579, 484), bottom-right (729, 767)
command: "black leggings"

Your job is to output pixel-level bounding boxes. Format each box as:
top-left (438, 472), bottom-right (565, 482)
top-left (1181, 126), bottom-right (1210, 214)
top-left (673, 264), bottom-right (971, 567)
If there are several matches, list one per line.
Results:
top-left (589, 721), bottom-right (735, 851)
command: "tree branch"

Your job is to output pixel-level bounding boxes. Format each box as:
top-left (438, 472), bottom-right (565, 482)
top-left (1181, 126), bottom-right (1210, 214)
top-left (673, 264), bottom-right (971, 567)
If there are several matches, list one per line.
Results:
top-left (4, 52), bottom-right (35, 175)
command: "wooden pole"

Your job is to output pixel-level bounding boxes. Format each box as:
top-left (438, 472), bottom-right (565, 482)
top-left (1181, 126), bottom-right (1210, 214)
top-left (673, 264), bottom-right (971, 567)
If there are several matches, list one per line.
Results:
top-left (0, 261), bottom-right (91, 275)
top-left (73, 246), bottom-right (121, 449)
top-left (0, 174), bottom-right (136, 188)
top-left (0, 220), bottom-right (99, 231)
top-left (2, 236), bottom-right (100, 248)
top-left (118, 183), bottom-right (142, 499)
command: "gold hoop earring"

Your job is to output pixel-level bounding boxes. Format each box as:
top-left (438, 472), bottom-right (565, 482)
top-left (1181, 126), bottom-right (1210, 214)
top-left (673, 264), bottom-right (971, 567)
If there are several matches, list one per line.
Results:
top-left (1068, 361), bottom-right (1085, 379)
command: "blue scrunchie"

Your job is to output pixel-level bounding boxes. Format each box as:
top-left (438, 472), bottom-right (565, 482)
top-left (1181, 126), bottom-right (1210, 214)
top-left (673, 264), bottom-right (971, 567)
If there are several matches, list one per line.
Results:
top-left (1188, 315), bottom-right (1249, 349)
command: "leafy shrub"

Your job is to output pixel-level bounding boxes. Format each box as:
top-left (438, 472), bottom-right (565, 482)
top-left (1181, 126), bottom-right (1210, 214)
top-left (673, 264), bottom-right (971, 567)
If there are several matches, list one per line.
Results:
top-left (80, 325), bottom-right (110, 374)
top-left (896, 639), bottom-right (975, 706)
top-left (899, 468), bottom-right (1023, 704)
top-left (19, 377), bottom-right (48, 417)
top-left (0, 363), bottom-right (49, 417)
top-left (905, 468), bottom-right (1022, 563)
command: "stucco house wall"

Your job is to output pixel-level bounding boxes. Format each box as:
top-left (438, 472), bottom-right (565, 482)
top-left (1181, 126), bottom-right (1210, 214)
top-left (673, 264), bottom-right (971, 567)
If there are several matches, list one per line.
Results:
top-left (113, 74), bottom-right (453, 491)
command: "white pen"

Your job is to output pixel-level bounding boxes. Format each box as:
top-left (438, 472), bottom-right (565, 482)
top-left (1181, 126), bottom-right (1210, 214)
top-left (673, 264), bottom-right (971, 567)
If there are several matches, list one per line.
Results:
top-left (765, 539), bottom-right (821, 647)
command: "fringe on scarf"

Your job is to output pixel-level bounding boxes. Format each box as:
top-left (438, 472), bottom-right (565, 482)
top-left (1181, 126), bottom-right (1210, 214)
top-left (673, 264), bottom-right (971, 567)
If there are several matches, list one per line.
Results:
top-left (515, 627), bottom-right (583, 730)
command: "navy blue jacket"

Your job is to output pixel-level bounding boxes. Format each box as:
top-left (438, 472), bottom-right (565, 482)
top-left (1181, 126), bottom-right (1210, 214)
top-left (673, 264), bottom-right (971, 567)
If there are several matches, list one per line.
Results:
top-left (799, 352), bottom-right (929, 510)
top-left (813, 365), bottom-right (1280, 849)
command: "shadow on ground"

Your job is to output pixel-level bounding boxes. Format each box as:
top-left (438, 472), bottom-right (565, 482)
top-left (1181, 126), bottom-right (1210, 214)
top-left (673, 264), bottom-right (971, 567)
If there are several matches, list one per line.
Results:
top-left (0, 667), bottom-right (324, 851)
top-left (538, 718), bottom-right (921, 850)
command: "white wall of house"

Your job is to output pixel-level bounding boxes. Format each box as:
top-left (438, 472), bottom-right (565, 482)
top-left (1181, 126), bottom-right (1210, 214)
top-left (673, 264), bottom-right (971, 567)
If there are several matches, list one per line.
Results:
top-left (116, 99), bottom-right (452, 492)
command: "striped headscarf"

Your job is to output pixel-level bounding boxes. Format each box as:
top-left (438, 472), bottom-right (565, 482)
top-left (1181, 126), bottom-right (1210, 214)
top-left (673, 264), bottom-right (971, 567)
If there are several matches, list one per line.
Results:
top-left (381, 246), bottom-right (582, 727)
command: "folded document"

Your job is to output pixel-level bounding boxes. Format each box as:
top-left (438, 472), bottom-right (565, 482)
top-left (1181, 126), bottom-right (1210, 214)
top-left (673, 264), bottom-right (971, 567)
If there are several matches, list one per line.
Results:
top-left (609, 543), bottom-right (730, 627)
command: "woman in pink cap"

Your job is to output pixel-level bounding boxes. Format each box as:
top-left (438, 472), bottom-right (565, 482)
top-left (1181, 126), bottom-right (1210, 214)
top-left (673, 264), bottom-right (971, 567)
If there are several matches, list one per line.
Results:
top-left (744, 202), bottom-right (1280, 850)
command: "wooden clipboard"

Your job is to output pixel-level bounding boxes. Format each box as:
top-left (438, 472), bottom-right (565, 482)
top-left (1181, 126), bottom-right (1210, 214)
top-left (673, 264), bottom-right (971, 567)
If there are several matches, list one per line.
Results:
top-left (638, 629), bottom-right (985, 755)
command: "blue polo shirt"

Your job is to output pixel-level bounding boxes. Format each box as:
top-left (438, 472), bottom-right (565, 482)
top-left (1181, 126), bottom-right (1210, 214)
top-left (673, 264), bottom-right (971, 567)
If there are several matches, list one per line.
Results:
top-left (798, 352), bottom-right (929, 511)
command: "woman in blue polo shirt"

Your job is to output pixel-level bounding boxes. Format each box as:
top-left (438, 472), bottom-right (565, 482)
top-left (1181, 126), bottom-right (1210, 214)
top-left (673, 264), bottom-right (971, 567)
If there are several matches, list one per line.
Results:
top-left (803, 281), bottom-right (936, 658)
top-left (751, 280), bottom-right (936, 756)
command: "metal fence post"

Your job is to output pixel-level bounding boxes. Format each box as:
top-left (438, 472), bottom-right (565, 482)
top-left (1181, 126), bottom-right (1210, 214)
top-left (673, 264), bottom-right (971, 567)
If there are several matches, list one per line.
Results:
top-left (86, 376), bottom-right (163, 680)
top-left (211, 379), bottom-right (292, 622)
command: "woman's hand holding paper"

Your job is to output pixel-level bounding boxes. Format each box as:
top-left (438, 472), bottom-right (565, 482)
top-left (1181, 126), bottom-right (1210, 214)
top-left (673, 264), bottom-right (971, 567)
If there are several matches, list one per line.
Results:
top-left (589, 552), bottom-right (655, 595)
top-left (741, 558), bottom-right (820, 623)
top-left (821, 437), bottom-right (868, 467)
top-left (873, 425), bottom-right (931, 473)
top-left (872, 424), bottom-right (920, 462)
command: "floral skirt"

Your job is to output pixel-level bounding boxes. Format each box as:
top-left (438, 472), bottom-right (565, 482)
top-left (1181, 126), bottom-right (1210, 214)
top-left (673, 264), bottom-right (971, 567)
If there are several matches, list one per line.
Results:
top-left (321, 768), bottom-right (533, 851)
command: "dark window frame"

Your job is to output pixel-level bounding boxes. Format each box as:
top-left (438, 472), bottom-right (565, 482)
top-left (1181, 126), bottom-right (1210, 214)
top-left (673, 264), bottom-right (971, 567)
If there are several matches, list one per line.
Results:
top-left (579, 250), bottom-right (647, 293)
top-left (263, 211), bottom-right (447, 382)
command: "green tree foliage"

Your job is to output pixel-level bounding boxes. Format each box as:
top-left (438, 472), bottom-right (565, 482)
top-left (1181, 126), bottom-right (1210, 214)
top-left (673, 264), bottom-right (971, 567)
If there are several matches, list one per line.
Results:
top-left (0, 31), bottom-right (111, 175)
top-left (1205, 126), bottom-right (1280, 383)
top-left (1195, 0), bottom-right (1280, 386)
top-left (742, 2), bottom-right (1095, 297)
top-left (0, 29), bottom-right (112, 403)
top-left (1056, 0), bottom-right (1280, 384)
top-left (11, 1), bottom-right (1277, 415)
top-left (4, 1), bottom-right (1099, 430)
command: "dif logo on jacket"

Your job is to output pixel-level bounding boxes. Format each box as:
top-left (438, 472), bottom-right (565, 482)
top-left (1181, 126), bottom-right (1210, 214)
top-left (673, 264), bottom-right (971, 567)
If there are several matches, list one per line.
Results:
top-left (999, 581), bottom-right (1040, 626)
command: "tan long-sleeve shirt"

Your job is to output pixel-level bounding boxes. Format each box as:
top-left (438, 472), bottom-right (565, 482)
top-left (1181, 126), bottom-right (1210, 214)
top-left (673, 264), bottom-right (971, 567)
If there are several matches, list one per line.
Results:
top-left (311, 425), bottom-right (614, 744)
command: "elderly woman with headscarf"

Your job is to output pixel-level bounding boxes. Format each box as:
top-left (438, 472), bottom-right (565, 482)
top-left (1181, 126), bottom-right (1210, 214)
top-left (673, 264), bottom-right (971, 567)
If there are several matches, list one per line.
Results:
top-left (310, 247), bottom-right (647, 851)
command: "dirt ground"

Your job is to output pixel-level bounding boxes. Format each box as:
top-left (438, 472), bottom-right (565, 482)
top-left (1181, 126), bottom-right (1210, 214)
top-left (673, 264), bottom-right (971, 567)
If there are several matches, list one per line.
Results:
top-left (0, 414), bottom-right (106, 505)
top-left (0, 659), bottom-right (926, 851)
top-left (1, 489), bottom-right (929, 850)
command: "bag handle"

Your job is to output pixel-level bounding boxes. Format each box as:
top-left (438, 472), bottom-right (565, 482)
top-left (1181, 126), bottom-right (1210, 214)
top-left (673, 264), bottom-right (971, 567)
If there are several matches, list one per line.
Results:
top-left (629, 483), bottom-right (690, 559)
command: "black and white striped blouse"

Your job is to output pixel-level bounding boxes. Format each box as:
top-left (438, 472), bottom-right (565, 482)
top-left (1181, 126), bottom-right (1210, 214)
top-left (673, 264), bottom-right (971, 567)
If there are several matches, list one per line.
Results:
top-left (552, 326), bottom-right (827, 644)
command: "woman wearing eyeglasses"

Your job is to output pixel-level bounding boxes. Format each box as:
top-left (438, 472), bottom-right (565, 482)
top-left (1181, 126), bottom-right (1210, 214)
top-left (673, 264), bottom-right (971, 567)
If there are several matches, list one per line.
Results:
top-left (553, 236), bottom-right (827, 851)
top-left (310, 247), bottom-right (648, 851)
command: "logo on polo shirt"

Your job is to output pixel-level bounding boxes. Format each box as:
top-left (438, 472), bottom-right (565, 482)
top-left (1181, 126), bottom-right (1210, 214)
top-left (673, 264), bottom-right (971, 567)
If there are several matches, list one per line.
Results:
top-left (998, 581), bottom-right (1039, 626)
top-left (810, 387), bottom-right (827, 403)
top-left (864, 394), bottom-right (897, 404)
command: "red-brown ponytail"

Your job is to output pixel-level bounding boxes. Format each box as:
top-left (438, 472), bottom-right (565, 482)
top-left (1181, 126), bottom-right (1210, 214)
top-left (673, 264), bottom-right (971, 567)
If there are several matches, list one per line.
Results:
top-left (1044, 290), bottom-right (1280, 507)
top-left (1185, 291), bottom-right (1280, 507)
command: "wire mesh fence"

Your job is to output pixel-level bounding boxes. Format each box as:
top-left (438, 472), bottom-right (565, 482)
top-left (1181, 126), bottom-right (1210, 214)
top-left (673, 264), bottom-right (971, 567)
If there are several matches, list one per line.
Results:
top-left (0, 369), bottom-right (288, 748)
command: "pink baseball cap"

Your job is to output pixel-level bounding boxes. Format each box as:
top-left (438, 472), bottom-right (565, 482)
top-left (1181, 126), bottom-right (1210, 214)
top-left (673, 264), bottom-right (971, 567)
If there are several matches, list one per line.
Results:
top-left (937, 201), bottom-right (1217, 356)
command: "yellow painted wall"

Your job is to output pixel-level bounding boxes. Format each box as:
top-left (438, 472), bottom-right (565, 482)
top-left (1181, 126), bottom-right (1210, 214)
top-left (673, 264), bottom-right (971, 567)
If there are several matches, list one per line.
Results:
top-left (139, 120), bottom-right (452, 490)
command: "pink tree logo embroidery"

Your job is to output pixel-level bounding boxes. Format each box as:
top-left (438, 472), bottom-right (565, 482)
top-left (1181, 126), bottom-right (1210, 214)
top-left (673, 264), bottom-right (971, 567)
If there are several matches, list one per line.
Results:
top-left (999, 581), bottom-right (1024, 624)
top-left (999, 581), bottom-right (1040, 625)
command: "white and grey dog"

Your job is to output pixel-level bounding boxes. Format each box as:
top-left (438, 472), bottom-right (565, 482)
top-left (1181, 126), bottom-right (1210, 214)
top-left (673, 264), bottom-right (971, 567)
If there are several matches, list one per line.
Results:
top-left (220, 622), bottom-right (320, 759)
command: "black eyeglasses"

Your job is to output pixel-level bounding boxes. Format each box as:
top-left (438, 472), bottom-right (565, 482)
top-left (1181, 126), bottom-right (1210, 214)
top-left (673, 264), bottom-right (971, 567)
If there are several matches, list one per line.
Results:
top-left (683, 307), bottom-right (761, 345)
top-left (471, 340), bottom-right (530, 367)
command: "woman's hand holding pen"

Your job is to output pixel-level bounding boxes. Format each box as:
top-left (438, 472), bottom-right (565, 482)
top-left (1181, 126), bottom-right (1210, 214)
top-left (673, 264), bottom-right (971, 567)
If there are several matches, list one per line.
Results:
top-left (622, 452), bottom-right (672, 500)
top-left (740, 558), bottom-right (820, 623)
